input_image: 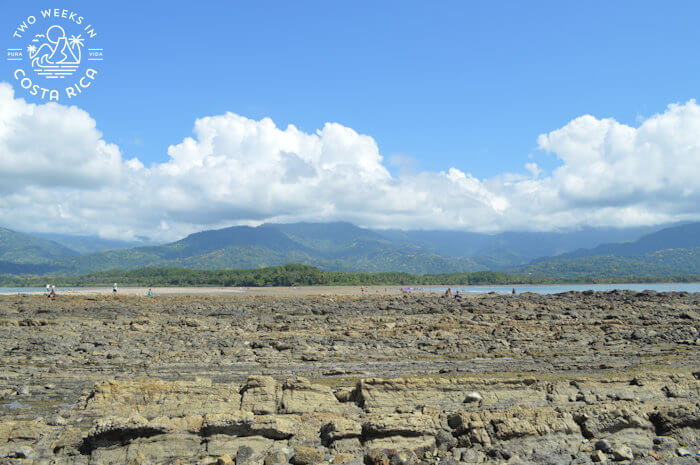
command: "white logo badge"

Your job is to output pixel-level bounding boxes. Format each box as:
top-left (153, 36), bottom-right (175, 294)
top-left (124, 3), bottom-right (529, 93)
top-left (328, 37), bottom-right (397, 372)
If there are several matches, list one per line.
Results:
top-left (6, 8), bottom-right (103, 101)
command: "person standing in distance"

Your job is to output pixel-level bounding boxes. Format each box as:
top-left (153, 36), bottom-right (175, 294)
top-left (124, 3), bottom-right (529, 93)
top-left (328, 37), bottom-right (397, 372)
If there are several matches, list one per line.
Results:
top-left (113, 283), bottom-right (118, 294)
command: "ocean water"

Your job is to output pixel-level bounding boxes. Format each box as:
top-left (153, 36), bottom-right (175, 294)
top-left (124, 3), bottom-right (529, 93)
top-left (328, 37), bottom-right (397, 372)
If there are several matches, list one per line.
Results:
top-left (0, 287), bottom-right (97, 294)
top-left (1, 283), bottom-right (698, 295)
top-left (427, 282), bottom-right (700, 295)
top-left (0, 287), bottom-right (48, 294)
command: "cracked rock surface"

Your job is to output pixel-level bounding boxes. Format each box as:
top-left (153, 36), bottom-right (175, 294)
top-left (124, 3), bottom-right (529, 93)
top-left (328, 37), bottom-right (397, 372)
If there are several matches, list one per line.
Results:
top-left (0, 291), bottom-right (698, 464)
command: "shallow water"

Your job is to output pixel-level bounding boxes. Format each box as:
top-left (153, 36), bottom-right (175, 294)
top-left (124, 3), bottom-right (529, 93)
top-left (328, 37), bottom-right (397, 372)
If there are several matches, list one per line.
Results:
top-left (427, 282), bottom-right (700, 295)
top-left (1, 282), bottom-right (699, 295)
top-left (0, 287), bottom-right (98, 294)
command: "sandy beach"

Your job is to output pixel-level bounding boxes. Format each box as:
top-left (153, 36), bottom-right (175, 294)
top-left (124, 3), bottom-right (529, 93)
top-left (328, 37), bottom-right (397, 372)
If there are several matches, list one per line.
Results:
top-left (34, 285), bottom-right (423, 297)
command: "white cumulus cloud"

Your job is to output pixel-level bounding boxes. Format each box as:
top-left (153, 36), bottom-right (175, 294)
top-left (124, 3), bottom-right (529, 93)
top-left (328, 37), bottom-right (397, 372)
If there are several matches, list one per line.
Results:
top-left (0, 82), bottom-right (698, 241)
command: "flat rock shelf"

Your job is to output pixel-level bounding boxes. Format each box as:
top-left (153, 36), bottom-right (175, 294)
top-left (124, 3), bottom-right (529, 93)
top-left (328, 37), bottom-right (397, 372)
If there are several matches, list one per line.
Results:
top-left (0, 291), bottom-right (698, 464)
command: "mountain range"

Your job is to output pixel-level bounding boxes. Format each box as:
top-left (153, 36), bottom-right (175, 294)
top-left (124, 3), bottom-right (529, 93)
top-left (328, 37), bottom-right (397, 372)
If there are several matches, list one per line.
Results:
top-left (0, 221), bottom-right (697, 277)
top-left (517, 222), bottom-right (700, 278)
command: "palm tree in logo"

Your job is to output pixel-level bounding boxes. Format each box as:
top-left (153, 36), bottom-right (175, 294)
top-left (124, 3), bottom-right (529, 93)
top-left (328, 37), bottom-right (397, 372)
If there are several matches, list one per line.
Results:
top-left (68, 34), bottom-right (85, 62)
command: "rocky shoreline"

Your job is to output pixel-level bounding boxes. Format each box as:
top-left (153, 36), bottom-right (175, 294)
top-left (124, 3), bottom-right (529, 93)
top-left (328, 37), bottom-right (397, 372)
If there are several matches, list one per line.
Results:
top-left (0, 291), bottom-right (698, 464)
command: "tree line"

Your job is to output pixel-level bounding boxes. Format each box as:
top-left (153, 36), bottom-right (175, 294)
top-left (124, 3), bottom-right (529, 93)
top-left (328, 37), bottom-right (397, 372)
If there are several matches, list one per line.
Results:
top-left (0, 264), bottom-right (698, 287)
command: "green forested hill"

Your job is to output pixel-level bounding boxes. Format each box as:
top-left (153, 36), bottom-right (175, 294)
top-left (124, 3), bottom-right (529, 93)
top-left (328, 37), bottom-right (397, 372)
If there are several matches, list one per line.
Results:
top-left (0, 228), bottom-right (77, 264)
top-left (1, 263), bottom-right (697, 288)
top-left (517, 223), bottom-right (700, 278)
top-left (6, 223), bottom-right (486, 275)
top-left (0, 222), bottom-right (698, 278)
top-left (542, 223), bottom-right (700, 260)
top-left (518, 248), bottom-right (700, 278)
top-left (33, 233), bottom-right (149, 254)
top-left (53, 243), bottom-right (483, 275)
top-left (376, 225), bottom-right (662, 266)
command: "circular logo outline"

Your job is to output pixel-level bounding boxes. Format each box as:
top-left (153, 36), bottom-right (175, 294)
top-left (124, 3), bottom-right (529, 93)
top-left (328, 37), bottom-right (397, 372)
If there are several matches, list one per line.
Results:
top-left (6, 8), bottom-right (104, 102)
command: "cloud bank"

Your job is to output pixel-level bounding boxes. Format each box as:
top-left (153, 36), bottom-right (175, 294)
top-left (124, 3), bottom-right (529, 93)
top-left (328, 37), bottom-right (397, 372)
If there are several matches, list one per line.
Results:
top-left (0, 82), bottom-right (698, 241)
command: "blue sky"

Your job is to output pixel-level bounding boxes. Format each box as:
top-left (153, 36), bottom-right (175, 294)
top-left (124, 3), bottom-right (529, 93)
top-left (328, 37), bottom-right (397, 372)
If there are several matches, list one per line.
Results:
top-left (1, 1), bottom-right (699, 239)
top-left (3, 0), bottom-right (697, 177)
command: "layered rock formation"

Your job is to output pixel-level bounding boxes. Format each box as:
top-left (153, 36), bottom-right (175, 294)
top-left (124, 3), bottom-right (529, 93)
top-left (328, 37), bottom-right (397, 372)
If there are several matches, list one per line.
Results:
top-left (0, 291), bottom-right (698, 464)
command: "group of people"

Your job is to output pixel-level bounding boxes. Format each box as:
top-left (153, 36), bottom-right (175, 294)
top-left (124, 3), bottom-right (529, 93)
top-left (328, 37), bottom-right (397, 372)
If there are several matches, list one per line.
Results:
top-left (443, 287), bottom-right (462, 300)
top-left (45, 284), bottom-right (56, 299)
top-left (45, 282), bottom-right (153, 298)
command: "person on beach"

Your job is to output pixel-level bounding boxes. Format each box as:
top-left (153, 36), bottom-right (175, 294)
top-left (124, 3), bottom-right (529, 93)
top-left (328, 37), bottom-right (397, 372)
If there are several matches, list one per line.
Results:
top-left (113, 283), bottom-right (118, 294)
top-left (454, 290), bottom-right (461, 300)
top-left (512, 288), bottom-right (516, 295)
top-left (46, 284), bottom-right (51, 295)
top-left (444, 287), bottom-right (452, 298)
top-left (147, 288), bottom-right (153, 297)
top-left (49, 285), bottom-right (56, 300)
